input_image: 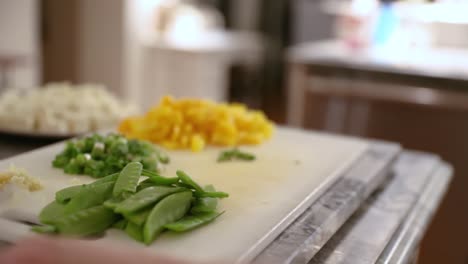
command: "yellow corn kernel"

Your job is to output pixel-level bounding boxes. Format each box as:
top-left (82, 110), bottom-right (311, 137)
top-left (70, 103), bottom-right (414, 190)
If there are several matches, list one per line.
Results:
top-left (190, 134), bottom-right (205, 152)
top-left (118, 96), bottom-right (274, 151)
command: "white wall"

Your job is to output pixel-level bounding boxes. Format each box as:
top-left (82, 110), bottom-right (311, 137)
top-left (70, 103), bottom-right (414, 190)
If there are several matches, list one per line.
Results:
top-left (77, 0), bottom-right (124, 96)
top-left (0, 0), bottom-right (40, 88)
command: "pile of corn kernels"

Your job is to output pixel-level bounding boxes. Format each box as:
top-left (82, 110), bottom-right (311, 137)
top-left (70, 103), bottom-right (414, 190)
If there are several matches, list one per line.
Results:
top-left (118, 96), bottom-right (274, 152)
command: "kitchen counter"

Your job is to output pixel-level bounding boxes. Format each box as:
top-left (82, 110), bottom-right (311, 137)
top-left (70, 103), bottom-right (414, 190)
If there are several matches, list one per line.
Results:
top-left (288, 40), bottom-right (468, 88)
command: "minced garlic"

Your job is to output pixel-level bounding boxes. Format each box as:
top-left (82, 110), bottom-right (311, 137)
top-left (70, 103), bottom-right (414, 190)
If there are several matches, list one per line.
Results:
top-left (0, 165), bottom-right (43, 191)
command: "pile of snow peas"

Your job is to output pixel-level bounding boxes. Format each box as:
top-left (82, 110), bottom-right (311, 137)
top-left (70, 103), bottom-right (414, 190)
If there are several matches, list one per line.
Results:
top-left (33, 162), bottom-right (228, 245)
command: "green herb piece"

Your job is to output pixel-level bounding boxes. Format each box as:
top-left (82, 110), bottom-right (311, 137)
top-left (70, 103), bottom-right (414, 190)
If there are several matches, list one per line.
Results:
top-left (164, 211), bottom-right (224, 232)
top-left (52, 134), bottom-right (169, 178)
top-left (217, 148), bottom-right (256, 162)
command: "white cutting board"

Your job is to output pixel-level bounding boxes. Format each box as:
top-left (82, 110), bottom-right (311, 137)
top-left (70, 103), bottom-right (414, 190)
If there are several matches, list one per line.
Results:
top-left (0, 127), bottom-right (368, 263)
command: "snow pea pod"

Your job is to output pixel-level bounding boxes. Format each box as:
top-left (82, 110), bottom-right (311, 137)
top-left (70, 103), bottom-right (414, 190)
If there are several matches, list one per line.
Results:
top-left (141, 170), bottom-right (178, 185)
top-left (112, 219), bottom-right (128, 230)
top-left (125, 222), bottom-right (144, 242)
top-left (55, 185), bottom-right (85, 204)
top-left (113, 162), bottom-right (142, 197)
top-left (55, 205), bottom-right (118, 236)
top-left (143, 191), bottom-right (192, 245)
top-left (39, 201), bottom-right (66, 225)
top-left (124, 208), bottom-right (151, 226)
top-left (176, 170), bottom-right (203, 193)
top-left (164, 211), bottom-right (224, 232)
top-left (64, 182), bottom-right (114, 214)
top-left (115, 186), bottom-right (186, 214)
top-left (31, 225), bottom-right (57, 234)
top-left (91, 172), bottom-right (119, 185)
top-left (55, 173), bottom-right (118, 204)
top-left (191, 185), bottom-right (218, 214)
top-left (137, 178), bottom-right (156, 191)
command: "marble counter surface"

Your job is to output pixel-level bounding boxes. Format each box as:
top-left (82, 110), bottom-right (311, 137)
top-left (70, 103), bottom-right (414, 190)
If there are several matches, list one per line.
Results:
top-left (288, 40), bottom-right (468, 84)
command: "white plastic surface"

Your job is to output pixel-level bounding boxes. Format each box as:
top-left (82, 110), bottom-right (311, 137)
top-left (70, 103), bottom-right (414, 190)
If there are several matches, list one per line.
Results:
top-left (0, 127), bottom-right (368, 263)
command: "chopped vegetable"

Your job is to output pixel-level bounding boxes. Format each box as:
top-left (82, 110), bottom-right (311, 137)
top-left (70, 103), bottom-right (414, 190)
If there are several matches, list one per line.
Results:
top-left (34, 162), bottom-right (227, 245)
top-left (217, 148), bottom-right (256, 162)
top-left (118, 96), bottom-right (274, 152)
top-left (52, 134), bottom-right (169, 178)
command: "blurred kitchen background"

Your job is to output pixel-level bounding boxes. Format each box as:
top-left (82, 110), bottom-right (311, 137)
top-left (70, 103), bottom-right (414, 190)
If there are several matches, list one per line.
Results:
top-left (1, 0), bottom-right (468, 263)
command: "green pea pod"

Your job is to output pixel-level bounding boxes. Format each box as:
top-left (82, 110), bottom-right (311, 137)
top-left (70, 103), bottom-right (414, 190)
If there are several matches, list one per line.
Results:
top-left (55, 205), bottom-right (118, 236)
top-left (143, 191), bottom-right (192, 245)
top-left (31, 225), bottom-right (57, 234)
top-left (39, 201), bottom-right (66, 225)
top-left (173, 182), bottom-right (194, 189)
top-left (137, 179), bottom-right (156, 191)
top-left (141, 170), bottom-right (179, 185)
top-left (91, 172), bottom-right (119, 185)
top-left (176, 170), bottom-right (203, 193)
top-left (164, 211), bottom-right (224, 232)
top-left (124, 208), bottom-right (151, 226)
top-left (103, 197), bottom-right (124, 210)
top-left (115, 186), bottom-right (186, 214)
top-left (125, 222), bottom-right (144, 242)
top-left (147, 175), bottom-right (179, 186)
top-left (194, 191), bottom-right (229, 199)
top-left (191, 185), bottom-right (218, 214)
top-left (112, 219), bottom-right (128, 230)
top-left (64, 182), bottom-right (114, 214)
top-left (55, 185), bottom-right (85, 204)
top-left (55, 173), bottom-right (119, 204)
top-left (113, 162), bottom-right (143, 197)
